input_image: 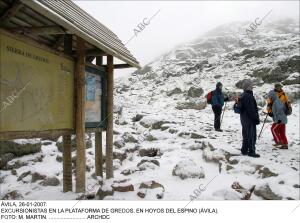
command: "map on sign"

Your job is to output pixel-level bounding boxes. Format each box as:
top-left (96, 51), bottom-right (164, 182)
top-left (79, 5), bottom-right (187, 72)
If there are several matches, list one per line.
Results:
top-left (0, 32), bottom-right (74, 133)
top-left (85, 71), bottom-right (101, 123)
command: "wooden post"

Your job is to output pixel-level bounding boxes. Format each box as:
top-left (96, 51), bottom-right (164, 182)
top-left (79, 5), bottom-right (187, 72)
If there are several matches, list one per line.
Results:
top-left (106, 55), bottom-right (114, 179)
top-left (95, 56), bottom-right (103, 177)
top-left (95, 132), bottom-right (103, 177)
top-left (75, 37), bottom-right (86, 193)
top-left (63, 135), bottom-right (72, 192)
top-left (63, 34), bottom-right (73, 192)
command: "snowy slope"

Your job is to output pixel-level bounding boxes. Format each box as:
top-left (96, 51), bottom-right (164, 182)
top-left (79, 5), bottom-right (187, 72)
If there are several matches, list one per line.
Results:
top-left (0, 18), bottom-right (299, 200)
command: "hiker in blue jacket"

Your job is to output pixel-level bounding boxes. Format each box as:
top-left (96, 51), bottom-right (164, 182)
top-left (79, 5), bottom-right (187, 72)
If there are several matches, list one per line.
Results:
top-left (211, 82), bottom-right (229, 132)
top-left (240, 80), bottom-right (260, 158)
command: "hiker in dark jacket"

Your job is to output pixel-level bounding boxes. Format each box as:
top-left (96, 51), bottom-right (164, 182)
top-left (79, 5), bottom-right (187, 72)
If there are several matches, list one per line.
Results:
top-left (211, 82), bottom-right (229, 132)
top-left (240, 80), bottom-right (260, 158)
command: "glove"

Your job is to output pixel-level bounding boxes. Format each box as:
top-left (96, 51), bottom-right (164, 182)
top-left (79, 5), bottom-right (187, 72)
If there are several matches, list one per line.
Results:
top-left (277, 120), bottom-right (282, 124)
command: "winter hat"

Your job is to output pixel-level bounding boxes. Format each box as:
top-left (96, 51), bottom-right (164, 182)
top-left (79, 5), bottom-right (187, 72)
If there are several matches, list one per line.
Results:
top-left (216, 82), bottom-right (223, 88)
top-left (242, 79), bottom-right (253, 90)
top-left (274, 83), bottom-right (283, 90)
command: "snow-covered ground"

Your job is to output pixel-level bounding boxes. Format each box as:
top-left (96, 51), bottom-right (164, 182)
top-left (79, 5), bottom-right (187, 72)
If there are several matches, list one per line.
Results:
top-left (0, 18), bottom-right (299, 200)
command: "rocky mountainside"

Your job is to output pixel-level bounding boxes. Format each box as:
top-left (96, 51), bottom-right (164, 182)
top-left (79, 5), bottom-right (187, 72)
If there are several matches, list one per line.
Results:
top-left (0, 18), bottom-right (299, 200)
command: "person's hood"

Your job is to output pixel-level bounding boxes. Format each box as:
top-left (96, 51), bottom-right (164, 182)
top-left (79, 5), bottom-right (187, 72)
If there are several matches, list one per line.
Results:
top-left (216, 82), bottom-right (222, 89)
top-left (268, 90), bottom-right (278, 101)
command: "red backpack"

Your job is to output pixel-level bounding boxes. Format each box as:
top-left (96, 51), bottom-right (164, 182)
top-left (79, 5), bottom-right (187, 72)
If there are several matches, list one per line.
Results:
top-left (206, 91), bottom-right (213, 104)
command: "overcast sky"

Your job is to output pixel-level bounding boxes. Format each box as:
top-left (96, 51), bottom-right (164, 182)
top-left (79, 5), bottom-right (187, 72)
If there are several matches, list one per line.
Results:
top-left (74, 0), bottom-right (299, 76)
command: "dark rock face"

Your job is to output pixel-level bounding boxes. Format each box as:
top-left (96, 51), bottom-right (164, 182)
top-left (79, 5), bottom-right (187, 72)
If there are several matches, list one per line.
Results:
top-left (133, 65), bottom-right (152, 75)
top-left (0, 141), bottom-right (41, 157)
top-left (277, 55), bottom-right (300, 74)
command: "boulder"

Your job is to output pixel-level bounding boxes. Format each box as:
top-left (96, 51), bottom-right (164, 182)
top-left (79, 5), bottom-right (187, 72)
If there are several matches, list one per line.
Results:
top-left (187, 87), bottom-right (204, 98)
top-left (2, 190), bottom-right (24, 200)
top-left (97, 186), bottom-right (114, 200)
top-left (139, 148), bottom-right (161, 157)
top-left (258, 167), bottom-right (278, 178)
top-left (139, 181), bottom-right (164, 190)
top-left (176, 101), bottom-right (206, 110)
top-left (114, 140), bottom-right (125, 149)
top-left (132, 114), bottom-right (144, 122)
top-left (31, 172), bottom-right (46, 183)
top-left (4, 160), bottom-right (28, 170)
top-left (138, 161), bottom-right (159, 171)
top-left (56, 155), bottom-right (63, 163)
top-left (137, 189), bottom-right (147, 198)
top-left (202, 146), bottom-right (227, 164)
top-left (39, 177), bottom-right (60, 186)
top-left (190, 132), bottom-right (206, 139)
top-left (122, 132), bottom-right (138, 143)
top-left (144, 134), bottom-right (158, 141)
top-left (0, 140), bottom-right (41, 157)
top-left (111, 180), bottom-right (134, 192)
top-left (263, 66), bottom-right (289, 83)
top-left (282, 72), bottom-right (300, 85)
top-left (137, 159), bottom-right (160, 167)
top-left (235, 79), bottom-right (260, 89)
top-left (0, 153), bottom-right (15, 169)
top-left (241, 49), bottom-right (267, 59)
top-left (121, 168), bottom-right (139, 176)
top-left (138, 181), bottom-right (165, 199)
top-left (172, 160), bottom-right (205, 180)
top-left (56, 136), bottom-right (92, 152)
top-left (113, 150), bottom-right (127, 162)
top-left (167, 87), bottom-right (182, 96)
top-left (17, 171), bottom-right (31, 181)
top-left (254, 183), bottom-right (282, 200)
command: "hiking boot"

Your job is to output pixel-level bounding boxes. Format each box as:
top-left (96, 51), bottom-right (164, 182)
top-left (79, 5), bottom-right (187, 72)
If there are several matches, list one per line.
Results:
top-left (215, 129), bottom-right (223, 132)
top-left (248, 152), bottom-right (260, 158)
top-left (279, 145), bottom-right (288, 150)
top-left (273, 142), bottom-right (282, 147)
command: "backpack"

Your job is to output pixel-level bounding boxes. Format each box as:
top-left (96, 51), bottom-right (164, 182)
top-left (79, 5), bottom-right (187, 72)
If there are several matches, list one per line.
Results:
top-left (285, 101), bottom-right (292, 116)
top-left (267, 91), bottom-right (292, 116)
top-left (206, 91), bottom-right (213, 104)
top-left (233, 97), bottom-right (242, 114)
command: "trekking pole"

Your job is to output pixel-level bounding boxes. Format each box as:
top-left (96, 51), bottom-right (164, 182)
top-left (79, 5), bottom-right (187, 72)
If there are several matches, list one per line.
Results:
top-left (258, 113), bottom-right (268, 139)
top-left (220, 102), bottom-right (227, 127)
